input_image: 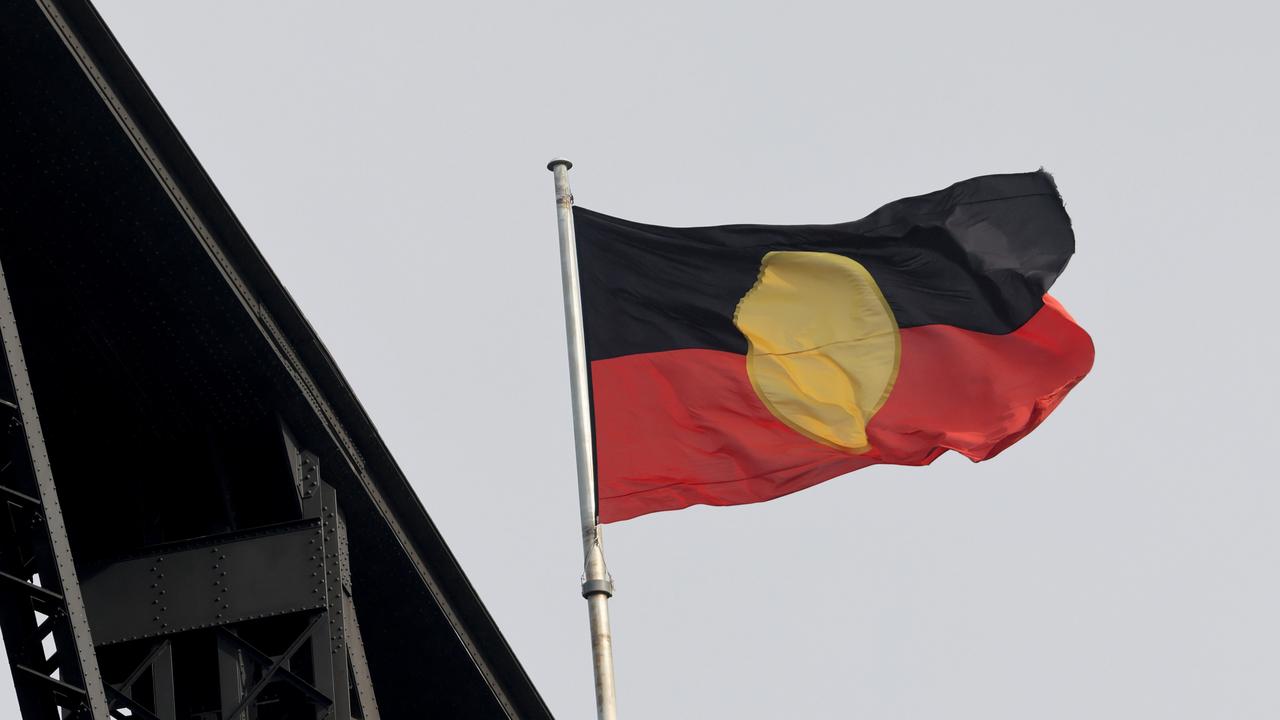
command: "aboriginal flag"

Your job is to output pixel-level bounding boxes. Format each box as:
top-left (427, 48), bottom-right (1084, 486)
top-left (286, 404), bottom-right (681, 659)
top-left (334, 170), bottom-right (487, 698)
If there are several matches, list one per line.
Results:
top-left (576, 170), bottom-right (1093, 523)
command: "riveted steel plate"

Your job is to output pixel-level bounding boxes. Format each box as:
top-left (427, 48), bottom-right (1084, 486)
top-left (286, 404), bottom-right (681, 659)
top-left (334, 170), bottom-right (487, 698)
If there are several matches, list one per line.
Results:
top-left (82, 521), bottom-right (327, 645)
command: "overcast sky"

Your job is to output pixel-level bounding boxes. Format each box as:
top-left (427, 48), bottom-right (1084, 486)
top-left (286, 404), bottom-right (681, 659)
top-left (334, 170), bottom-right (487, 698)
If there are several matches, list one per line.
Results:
top-left (5, 1), bottom-right (1279, 718)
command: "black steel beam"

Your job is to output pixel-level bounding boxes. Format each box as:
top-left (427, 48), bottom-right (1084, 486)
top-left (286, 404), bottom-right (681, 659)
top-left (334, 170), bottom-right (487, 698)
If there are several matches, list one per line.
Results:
top-left (0, 255), bottom-right (110, 719)
top-left (1, 0), bottom-right (552, 715)
top-left (81, 521), bottom-right (327, 646)
top-left (26, 2), bottom-right (551, 714)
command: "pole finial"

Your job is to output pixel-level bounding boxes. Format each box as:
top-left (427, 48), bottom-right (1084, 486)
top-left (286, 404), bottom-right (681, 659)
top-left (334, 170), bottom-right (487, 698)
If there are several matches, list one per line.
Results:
top-left (547, 158), bottom-right (574, 171)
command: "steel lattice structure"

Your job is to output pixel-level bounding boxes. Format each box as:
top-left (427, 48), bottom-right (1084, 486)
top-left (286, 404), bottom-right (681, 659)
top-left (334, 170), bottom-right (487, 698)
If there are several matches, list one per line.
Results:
top-left (0, 1), bottom-right (552, 717)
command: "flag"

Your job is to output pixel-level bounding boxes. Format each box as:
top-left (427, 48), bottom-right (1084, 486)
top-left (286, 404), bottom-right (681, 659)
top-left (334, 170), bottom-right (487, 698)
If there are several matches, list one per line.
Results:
top-left (576, 170), bottom-right (1094, 523)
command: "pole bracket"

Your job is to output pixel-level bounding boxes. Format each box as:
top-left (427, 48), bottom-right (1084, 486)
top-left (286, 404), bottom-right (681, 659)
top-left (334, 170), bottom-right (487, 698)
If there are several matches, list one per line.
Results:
top-left (580, 579), bottom-right (613, 599)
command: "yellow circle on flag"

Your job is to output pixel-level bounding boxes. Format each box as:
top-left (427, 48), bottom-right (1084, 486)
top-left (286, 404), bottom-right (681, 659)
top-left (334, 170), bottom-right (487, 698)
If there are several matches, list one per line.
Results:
top-left (733, 251), bottom-right (901, 453)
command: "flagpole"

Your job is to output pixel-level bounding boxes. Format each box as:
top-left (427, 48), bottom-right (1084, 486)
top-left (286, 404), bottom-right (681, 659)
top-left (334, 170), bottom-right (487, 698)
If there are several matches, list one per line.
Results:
top-left (548, 158), bottom-right (618, 720)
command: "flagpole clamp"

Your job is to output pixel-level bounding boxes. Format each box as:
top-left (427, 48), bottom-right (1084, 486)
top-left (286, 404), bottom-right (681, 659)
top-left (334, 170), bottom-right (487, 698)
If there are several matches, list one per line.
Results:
top-left (581, 578), bottom-right (614, 598)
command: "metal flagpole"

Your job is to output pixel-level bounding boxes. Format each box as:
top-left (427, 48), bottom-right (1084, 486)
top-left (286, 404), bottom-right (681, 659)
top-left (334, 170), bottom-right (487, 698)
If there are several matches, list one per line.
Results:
top-left (548, 158), bottom-right (619, 720)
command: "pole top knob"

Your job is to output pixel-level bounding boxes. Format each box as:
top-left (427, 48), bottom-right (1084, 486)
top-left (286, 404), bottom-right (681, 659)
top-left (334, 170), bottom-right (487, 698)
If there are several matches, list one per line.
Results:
top-left (547, 158), bottom-right (574, 171)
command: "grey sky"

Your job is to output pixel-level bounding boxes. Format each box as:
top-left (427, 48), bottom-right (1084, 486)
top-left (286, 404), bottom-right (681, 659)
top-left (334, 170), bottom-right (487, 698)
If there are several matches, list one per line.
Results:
top-left (4, 1), bottom-right (1279, 718)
